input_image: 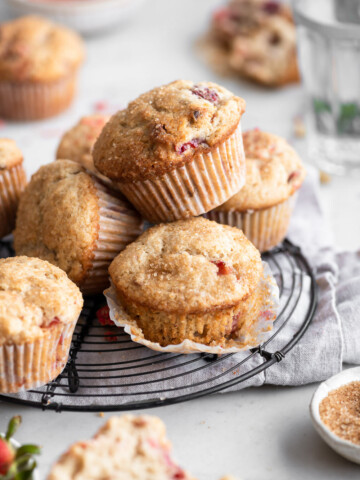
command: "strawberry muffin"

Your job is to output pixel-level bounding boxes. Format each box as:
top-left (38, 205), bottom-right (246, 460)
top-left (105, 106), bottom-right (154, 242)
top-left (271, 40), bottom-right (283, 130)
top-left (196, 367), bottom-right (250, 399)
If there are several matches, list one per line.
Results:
top-left (47, 415), bottom-right (195, 480)
top-left (109, 217), bottom-right (266, 347)
top-left (56, 114), bottom-right (109, 174)
top-left (0, 139), bottom-right (27, 238)
top-left (211, 0), bottom-right (299, 87)
top-left (0, 256), bottom-right (83, 393)
top-left (93, 80), bottom-right (246, 222)
top-left (0, 16), bottom-right (84, 120)
top-left (206, 129), bottom-right (305, 251)
top-left (14, 160), bottom-right (143, 295)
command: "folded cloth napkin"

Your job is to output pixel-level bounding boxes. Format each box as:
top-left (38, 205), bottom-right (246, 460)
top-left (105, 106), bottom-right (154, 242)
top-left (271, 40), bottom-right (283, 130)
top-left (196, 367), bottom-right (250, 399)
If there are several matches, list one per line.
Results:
top-left (2, 166), bottom-right (359, 408)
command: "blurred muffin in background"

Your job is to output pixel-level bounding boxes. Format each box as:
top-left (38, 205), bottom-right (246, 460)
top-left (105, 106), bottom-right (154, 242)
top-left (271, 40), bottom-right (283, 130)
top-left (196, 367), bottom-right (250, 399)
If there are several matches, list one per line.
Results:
top-left (56, 114), bottom-right (109, 174)
top-left (0, 16), bottom-right (85, 120)
top-left (205, 129), bottom-right (305, 252)
top-left (0, 139), bottom-right (27, 238)
top-left (204, 0), bottom-right (299, 87)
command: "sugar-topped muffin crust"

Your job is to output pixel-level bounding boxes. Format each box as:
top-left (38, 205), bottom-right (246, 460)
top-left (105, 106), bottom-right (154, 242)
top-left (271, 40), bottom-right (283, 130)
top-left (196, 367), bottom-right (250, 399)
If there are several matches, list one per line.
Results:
top-left (0, 256), bottom-right (83, 345)
top-left (47, 415), bottom-right (195, 480)
top-left (93, 80), bottom-right (245, 182)
top-left (0, 16), bottom-right (84, 83)
top-left (110, 217), bottom-right (262, 314)
top-left (0, 138), bottom-right (23, 169)
top-left (217, 129), bottom-right (305, 211)
top-left (14, 160), bottom-right (100, 285)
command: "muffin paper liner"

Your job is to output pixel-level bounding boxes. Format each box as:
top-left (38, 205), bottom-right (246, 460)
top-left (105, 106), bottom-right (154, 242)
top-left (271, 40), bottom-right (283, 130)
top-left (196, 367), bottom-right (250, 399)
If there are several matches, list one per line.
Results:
top-left (0, 72), bottom-right (78, 121)
top-left (0, 322), bottom-right (75, 394)
top-left (80, 180), bottom-right (144, 295)
top-left (205, 194), bottom-right (298, 252)
top-left (118, 123), bottom-right (246, 223)
top-left (0, 163), bottom-right (27, 238)
top-left (104, 261), bottom-right (279, 354)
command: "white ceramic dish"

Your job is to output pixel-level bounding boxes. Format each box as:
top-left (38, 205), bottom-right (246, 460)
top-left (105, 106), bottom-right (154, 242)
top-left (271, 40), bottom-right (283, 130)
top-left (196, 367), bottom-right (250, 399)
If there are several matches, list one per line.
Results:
top-left (310, 366), bottom-right (360, 464)
top-left (5, 0), bottom-right (146, 35)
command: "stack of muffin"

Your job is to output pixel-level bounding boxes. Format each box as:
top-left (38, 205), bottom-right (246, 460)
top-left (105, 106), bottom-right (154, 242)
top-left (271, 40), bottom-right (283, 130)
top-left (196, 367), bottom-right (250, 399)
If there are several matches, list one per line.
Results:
top-left (0, 16), bottom-right (305, 394)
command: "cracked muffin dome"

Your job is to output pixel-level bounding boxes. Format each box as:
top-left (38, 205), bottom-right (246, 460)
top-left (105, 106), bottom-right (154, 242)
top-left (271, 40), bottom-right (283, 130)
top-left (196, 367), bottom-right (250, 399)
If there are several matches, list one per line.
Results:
top-left (93, 80), bottom-right (246, 223)
top-left (56, 114), bottom-right (109, 173)
top-left (211, 0), bottom-right (299, 87)
top-left (206, 129), bottom-right (305, 252)
top-left (216, 129), bottom-right (305, 211)
top-left (47, 415), bottom-right (195, 480)
top-left (0, 256), bottom-right (83, 345)
top-left (94, 80), bottom-right (245, 182)
top-left (0, 256), bottom-right (83, 393)
top-left (109, 217), bottom-right (264, 346)
top-left (14, 160), bottom-right (143, 294)
top-left (0, 138), bottom-right (27, 238)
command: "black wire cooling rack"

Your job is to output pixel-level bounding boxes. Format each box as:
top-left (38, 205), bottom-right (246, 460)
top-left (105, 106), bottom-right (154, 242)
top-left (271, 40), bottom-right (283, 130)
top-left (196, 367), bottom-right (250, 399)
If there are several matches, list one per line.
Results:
top-left (0, 238), bottom-right (317, 412)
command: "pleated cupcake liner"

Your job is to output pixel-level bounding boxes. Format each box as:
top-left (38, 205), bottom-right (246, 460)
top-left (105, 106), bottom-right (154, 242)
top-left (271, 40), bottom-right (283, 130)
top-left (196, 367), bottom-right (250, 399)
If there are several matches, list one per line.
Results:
top-left (0, 322), bottom-right (75, 394)
top-left (80, 180), bottom-right (144, 295)
top-left (205, 194), bottom-right (298, 252)
top-left (0, 72), bottom-right (78, 121)
top-left (104, 261), bottom-right (279, 354)
top-left (118, 123), bottom-right (246, 223)
top-left (0, 163), bottom-right (27, 238)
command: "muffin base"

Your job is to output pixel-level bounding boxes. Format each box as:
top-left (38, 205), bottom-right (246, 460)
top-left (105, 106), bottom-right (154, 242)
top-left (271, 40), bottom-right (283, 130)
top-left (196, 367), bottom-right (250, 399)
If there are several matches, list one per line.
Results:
top-left (0, 72), bottom-right (78, 121)
top-left (105, 262), bottom-right (279, 354)
top-left (205, 194), bottom-right (297, 252)
top-left (0, 163), bottom-right (27, 238)
top-left (0, 321), bottom-right (75, 394)
top-left (80, 180), bottom-right (144, 295)
top-left (118, 123), bottom-right (246, 223)
top-left (118, 284), bottom-right (264, 347)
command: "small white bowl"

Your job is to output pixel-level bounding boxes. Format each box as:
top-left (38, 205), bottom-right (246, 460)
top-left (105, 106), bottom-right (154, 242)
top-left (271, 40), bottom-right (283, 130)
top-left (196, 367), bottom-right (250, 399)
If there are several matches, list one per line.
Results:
top-left (5, 0), bottom-right (146, 35)
top-left (310, 366), bottom-right (360, 464)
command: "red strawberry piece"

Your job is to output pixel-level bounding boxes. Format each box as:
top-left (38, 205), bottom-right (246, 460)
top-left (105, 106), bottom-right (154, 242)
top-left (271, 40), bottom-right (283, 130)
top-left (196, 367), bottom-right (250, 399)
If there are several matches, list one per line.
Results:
top-left (263, 1), bottom-right (280, 14)
top-left (191, 86), bottom-right (219, 104)
top-left (176, 138), bottom-right (207, 154)
top-left (0, 438), bottom-right (14, 475)
top-left (173, 468), bottom-right (186, 479)
top-left (94, 100), bottom-right (109, 113)
top-left (96, 306), bottom-right (114, 326)
top-left (105, 330), bottom-right (118, 342)
top-left (211, 260), bottom-right (233, 275)
top-left (230, 313), bottom-right (241, 334)
top-left (288, 170), bottom-right (300, 183)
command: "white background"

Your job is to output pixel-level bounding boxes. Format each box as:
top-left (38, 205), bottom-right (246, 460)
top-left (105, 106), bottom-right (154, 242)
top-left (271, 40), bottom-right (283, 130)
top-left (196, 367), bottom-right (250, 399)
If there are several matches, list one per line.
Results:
top-left (0, 0), bottom-right (360, 478)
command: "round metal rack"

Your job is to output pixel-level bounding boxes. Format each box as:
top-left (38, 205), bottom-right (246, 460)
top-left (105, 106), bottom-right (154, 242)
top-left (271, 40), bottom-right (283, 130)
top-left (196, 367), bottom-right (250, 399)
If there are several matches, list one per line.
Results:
top-left (0, 238), bottom-right (317, 412)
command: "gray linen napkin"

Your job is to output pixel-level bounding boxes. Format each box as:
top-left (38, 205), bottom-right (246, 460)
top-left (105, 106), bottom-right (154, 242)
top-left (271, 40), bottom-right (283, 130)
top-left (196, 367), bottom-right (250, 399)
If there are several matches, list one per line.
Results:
top-left (3, 166), bottom-right (360, 408)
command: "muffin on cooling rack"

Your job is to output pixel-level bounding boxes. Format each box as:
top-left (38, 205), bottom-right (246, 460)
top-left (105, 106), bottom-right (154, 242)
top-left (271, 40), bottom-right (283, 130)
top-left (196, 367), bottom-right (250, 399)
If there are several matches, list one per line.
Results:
top-left (109, 217), bottom-right (266, 347)
top-left (210, 0), bottom-right (299, 87)
top-left (47, 415), bottom-right (195, 480)
top-left (0, 139), bottom-right (27, 238)
top-left (0, 16), bottom-right (84, 120)
top-left (93, 80), bottom-right (246, 223)
top-left (205, 129), bottom-right (305, 252)
top-left (14, 160), bottom-right (143, 295)
top-left (0, 256), bottom-right (83, 393)
top-left (56, 114), bottom-right (109, 174)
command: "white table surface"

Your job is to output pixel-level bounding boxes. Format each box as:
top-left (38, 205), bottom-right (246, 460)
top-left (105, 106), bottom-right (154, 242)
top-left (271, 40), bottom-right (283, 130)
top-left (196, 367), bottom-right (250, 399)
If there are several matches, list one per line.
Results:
top-left (0, 1), bottom-right (360, 478)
